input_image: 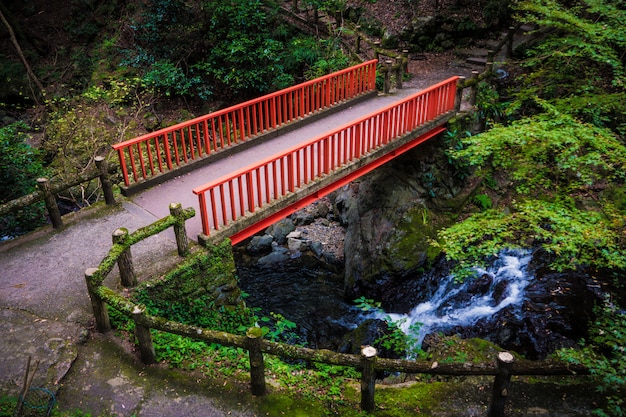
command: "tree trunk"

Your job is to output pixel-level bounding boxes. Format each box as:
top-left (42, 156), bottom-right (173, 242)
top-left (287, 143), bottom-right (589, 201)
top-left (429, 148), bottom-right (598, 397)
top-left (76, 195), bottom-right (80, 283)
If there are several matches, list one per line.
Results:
top-left (0, 8), bottom-right (45, 100)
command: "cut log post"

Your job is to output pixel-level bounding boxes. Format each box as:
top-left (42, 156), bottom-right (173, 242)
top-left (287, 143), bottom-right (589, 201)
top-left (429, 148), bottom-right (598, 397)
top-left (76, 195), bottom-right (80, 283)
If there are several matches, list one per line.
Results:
top-left (469, 70), bottom-right (480, 106)
top-left (355, 26), bottom-right (361, 54)
top-left (84, 268), bottom-right (111, 332)
top-left (37, 177), bottom-right (62, 228)
top-left (455, 76), bottom-right (466, 111)
top-left (247, 327), bottom-right (266, 396)
top-left (507, 26), bottom-right (515, 58)
top-left (488, 351), bottom-right (515, 417)
top-left (133, 305), bottom-right (156, 364)
top-left (395, 61), bottom-right (403, 89)
top-left (402, 50), bottom-right (409, 73)
top-left (169, 202), bottom-right (190, 257)
top-left (360, 345), bottom-right (377, 412)
top-left (112, 228), bottom-right (137, 287)
top-left (95, 156), bottom-right (115, 205)
top-left (384, 60), bottom-right (392, 94)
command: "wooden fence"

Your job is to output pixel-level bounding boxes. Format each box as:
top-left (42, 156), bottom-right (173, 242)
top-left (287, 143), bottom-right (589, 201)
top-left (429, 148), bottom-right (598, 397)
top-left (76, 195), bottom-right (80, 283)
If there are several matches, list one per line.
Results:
top-left (85, 205), bottom-right (588, 416)
top-left (0, 156), bottom-right (115, 230)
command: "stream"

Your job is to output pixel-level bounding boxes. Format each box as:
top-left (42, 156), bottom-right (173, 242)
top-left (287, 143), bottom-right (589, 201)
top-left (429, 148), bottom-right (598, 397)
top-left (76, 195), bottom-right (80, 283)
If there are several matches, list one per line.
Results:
top-left (383, 249), bottom-right (533, 346)
top-left (235, 248), bottom-right (542, 354)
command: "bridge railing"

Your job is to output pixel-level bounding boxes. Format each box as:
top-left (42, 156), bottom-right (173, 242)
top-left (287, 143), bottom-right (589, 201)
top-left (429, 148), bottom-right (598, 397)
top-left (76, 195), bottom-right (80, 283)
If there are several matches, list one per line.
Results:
top-left (193, 76), bottom-right (459, 238)
top-left (112, 60), bottom-right (378, 187)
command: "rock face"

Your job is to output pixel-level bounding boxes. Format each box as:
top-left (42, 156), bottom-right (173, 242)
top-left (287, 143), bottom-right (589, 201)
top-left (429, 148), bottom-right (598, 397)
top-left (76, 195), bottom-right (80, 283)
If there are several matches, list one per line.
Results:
top-left (334, 142), bottom-right (471, 300)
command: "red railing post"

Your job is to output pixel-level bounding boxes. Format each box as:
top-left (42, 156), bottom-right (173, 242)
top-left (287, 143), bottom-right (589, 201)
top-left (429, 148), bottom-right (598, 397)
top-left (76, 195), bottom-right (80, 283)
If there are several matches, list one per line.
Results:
top-left (117, 148), bottom-right (130, 186)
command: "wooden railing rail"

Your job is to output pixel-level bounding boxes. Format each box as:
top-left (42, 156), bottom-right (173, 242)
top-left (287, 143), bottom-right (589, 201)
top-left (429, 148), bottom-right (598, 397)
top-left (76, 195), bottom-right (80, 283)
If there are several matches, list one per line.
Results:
top-left (193, 76), bottom-right (458, 239)
top-left (0, 156), bottom-right (115, 230)
top-left (112, 60), bottom-right (378, 187)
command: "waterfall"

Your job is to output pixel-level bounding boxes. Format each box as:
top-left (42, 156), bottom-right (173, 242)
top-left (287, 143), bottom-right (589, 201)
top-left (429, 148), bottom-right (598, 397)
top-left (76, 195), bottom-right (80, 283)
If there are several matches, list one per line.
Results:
top-left (383, 249), bottom-right (533, 346)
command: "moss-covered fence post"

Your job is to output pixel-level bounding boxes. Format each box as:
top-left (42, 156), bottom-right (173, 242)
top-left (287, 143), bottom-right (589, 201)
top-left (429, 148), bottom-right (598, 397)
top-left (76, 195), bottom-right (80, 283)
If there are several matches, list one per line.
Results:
top-left (360, 345), bottom-right (377, 412)
top-left (469, 70), bottom-right (480, 106)
top-left (132, 305), bottom-right (156, 364)
top-left (355, 26), bottom-right (362, 54)
top-left (84, 268), bottom-right (111, 332)
top-left (247, 327), bottom-right (266, 396)
top-left (383, 60), bottom-right (392, 94)
top-left (37, 177), bottom-right (62, 228)
top-left (170, 202), bottom-right (190, 257)
top-left (455, 77), bottom-right (466, 111)
top-left (507, 27), bottom-right (515, 58)
top-left (402, 50), bottom-right (409, 73)
top-left (112, 228), bottom-right (137, 287)
top-left (487, 351), bottom-right (515, 417)
top-left (95, 156), bottom-right (115, 205)
top-left (395, 60), bottom-right (403, 89)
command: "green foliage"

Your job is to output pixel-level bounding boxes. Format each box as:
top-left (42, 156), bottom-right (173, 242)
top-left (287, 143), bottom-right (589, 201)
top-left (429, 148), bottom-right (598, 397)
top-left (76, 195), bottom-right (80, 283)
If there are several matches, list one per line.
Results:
top-left (436, 199), bottom-right (626, 273)
top-left (443, 129), bottom-right (471, 181)
top-left (258, 312), bottom-right (302, 344)
top-left (473, 193), bottom-right (493, 210)
top-left (515, 0), bottom-right (626, 93)
top-left (553, 92), bottom-right (626, 135)
top-left (354, 297), bottom-right (425, 358)
top-left (476, 81), bottom-right (509, 128)
top-left (558, 300), bottom-right (626, 416)
top-left (0, 122), bottom-right (48, 238)
top-left (136, 292), bottom-right (255, 335)
top-left (0, 122), bottom-right (47, 202)
top-left (123, 0), bottom-right (351, 99)
top-left (451, 104), bottom-right (626, 195)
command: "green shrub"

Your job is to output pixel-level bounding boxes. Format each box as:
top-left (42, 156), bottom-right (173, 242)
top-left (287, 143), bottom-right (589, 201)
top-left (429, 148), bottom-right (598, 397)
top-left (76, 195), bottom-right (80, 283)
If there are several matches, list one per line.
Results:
top-left (0, 122), bottom-right (48, 238)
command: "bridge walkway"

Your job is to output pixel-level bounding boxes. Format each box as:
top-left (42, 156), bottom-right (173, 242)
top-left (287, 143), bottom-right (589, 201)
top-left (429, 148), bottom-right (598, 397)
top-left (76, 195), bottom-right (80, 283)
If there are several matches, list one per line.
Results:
top-left (130, 85), bottom-right (442, 242)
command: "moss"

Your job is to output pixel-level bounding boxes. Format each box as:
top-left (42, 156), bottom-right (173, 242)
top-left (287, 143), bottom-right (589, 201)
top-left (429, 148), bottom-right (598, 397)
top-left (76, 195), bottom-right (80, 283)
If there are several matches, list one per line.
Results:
top-left (375, 381), bottom-right (456, 415)
top-left (388, 205), bottom-right (443, 270)
top-left (137, 240), bottom-right (240, 306)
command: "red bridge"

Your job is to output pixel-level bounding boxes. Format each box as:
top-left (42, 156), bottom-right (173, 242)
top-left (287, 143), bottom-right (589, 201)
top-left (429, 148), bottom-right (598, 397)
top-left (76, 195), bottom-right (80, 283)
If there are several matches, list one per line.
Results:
top-left (113, 60), bottom-right (460, 245)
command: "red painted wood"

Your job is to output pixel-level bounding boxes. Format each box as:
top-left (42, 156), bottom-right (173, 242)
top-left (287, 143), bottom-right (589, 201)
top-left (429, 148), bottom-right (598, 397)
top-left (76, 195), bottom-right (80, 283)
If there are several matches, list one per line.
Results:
top-left (193, 77), bottom-right (458, 238)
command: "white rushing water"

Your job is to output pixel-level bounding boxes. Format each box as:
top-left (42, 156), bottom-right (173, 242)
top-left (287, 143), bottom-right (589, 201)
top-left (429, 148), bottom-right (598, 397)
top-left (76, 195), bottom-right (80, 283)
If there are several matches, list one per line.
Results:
top-left (383, 249), bottom-right (533, 346)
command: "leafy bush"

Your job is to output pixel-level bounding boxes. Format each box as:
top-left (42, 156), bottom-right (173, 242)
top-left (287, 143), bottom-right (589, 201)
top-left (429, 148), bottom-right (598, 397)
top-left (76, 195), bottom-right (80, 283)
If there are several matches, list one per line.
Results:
top-left (558, 300), bottom-right (626, 417)
top-left (0, 122), bottom-right (48, 238)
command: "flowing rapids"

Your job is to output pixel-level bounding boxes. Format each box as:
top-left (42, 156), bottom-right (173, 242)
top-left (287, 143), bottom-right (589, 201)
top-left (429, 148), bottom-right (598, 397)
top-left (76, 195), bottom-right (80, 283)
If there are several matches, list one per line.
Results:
top-left (384, 249), bottom-right (533, 346)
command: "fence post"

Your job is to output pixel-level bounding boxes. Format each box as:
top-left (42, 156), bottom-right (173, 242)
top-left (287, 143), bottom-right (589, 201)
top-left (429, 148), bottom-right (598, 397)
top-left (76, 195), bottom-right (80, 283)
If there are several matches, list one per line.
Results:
top-left (469, 70), bottom-right (479, 106)
top-left (373, 41), bottom-right (381, 60)
top-left (37, 178), bottom-right (62, 229)
top-left (402, 50), bottom-right (409, 73)
top-left (169, 202), bottom-right (190, 257)
top-left (360, 345), bottom-right (377, 412)
top-left (84, 268), bottom-right (111, 333)
top-left (247, 327), bottom-right (266, 396)
top-left (95, 156), bottom-right (115, 205)
top-left (355, 26), bottom-right (361, 54)
top-left (488, 351), bottom-right (515, 417)
top-left (455, 76), bottom-right (466, 111)
top-left (383, 60), bottom-right (392, 94)
top-left (395, 61), bottom-right (403, 89)
top-left (132, 305), bottom-right (156, 364)
top-left (507, 26), bottom-right (515, 58)
top-left (112, 228), bottom-right (137, 287)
